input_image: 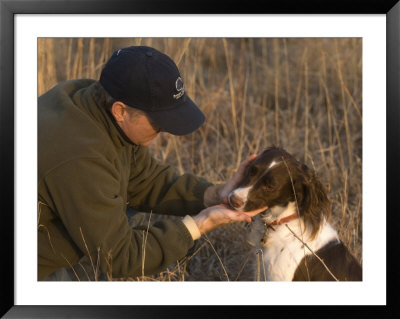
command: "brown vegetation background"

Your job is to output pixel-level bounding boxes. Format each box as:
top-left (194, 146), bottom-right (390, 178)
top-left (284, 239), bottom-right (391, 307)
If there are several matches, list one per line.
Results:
top-left (38, 38), bottom-right (362, 281)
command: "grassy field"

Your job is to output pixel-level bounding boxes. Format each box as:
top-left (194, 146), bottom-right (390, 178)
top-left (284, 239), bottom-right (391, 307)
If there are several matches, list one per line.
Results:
top-left (38, 37), bottom-right (362, 281)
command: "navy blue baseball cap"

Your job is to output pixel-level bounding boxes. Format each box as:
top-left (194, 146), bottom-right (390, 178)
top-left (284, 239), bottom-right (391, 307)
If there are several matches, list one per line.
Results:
top-left (99, 46), bottom-right (205, 135)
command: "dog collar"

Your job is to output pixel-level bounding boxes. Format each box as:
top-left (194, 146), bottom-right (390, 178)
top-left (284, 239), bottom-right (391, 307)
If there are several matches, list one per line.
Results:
top-left (266, 212), bottom-right (300, 231)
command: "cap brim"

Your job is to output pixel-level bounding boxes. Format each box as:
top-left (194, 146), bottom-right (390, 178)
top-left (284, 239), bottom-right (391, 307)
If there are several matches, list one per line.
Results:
top-left (146, 96), bottom-right (205, 136)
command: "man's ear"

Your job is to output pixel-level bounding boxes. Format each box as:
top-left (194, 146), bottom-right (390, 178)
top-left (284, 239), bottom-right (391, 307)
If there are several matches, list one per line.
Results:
top-left (111, 101), bottom-right (126, 122)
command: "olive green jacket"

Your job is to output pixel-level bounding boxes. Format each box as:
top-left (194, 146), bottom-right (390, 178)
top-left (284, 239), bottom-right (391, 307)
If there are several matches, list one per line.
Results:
top-left (38, 79), bottom-right (212, 280)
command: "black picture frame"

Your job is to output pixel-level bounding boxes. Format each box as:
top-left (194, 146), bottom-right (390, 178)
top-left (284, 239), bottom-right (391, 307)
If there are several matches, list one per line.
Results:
top-left (1, 0), bottom-right (399, 318)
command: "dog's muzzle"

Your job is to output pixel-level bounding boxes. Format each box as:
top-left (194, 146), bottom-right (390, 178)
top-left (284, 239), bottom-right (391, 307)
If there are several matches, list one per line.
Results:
top-left (228, 191), bottom-right (245, 210)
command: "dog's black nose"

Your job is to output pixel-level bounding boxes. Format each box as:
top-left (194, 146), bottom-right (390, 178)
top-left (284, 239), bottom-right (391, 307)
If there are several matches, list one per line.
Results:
top-left (228, 193), bottom-right (244, 209)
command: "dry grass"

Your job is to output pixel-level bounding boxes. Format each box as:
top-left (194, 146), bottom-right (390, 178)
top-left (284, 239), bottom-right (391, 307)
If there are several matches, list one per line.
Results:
top-left (38, 37), bottom-right (362, 281)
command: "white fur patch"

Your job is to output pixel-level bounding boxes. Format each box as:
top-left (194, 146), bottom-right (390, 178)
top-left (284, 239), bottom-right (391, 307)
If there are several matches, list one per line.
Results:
top-left (260, 203), bottom-right (339, 281)
top-left (230, 186), bottom-right (252, 210)
top-left (256, 159), bottom-right (280, 185)
top-left (268, 160), bottom-right (279, 170)
top-left (261, 202), bottom-right (297, 225)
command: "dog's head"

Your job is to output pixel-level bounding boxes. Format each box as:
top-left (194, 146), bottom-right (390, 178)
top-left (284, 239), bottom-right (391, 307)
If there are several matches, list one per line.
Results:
top-left (228, 146), bottom-right (331, 238)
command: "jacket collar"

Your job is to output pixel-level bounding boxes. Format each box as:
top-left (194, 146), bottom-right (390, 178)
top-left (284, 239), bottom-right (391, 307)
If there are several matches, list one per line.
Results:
top-left (104, 108), bottom-right (137, 147)
top-left (80, 80), bottom-right (139, 150)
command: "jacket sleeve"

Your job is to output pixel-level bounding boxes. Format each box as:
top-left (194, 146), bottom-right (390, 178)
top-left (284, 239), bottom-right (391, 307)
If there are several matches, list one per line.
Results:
top-left (127, 146), bottom-right (213, 216)
top-left (42, 157), bottom-right (195, 278)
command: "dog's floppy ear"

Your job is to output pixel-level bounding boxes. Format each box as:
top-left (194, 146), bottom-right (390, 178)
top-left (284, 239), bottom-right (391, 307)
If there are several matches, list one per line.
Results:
top-left (295, 164), bottom-right (331, 239)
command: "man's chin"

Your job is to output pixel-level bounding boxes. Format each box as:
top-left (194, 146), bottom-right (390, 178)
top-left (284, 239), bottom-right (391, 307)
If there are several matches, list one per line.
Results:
top-left (136, 134), bottom-right (159, 146)
top-left (141, 140), bottom-right (155, 147)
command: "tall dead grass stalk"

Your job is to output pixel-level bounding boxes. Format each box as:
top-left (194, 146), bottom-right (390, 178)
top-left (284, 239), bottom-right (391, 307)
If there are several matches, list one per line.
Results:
top-left (203, 234), bottom-right (230, 281)
top-left (222, 38), bottom-right (240, 155)
top-left (140, 210), bottom-right (153, 279)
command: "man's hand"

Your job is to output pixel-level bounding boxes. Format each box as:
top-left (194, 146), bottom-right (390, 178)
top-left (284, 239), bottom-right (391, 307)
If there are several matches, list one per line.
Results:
top-left (192, 204), bottom-right (268, 235)
top-left (203, 154), bottom-right (258, 207)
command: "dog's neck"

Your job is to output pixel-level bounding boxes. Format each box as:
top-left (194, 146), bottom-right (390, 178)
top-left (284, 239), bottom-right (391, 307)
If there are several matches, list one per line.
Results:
top-left (269, 212), bottom-right (299, 226)
top-left (261, 202), bottom-right (299, 226)
top-left (248, 202), bottom-right (303, 247)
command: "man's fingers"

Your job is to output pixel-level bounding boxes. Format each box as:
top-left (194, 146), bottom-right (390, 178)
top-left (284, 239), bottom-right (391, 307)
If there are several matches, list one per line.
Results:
top-left (238, 154), bottom-right (257, 171)
top-left (243, 205), bottom-right (269, 217)
top-left (227, 211), bottom-right (252, 223)
top-left (214, 205), bottom-right (253, 223)
top-left (239, 213), bottom-right (252, 223)
top-left (219, 155), bottom-right (258, 205)
top-left (247, 154), bottom-right (258, 161)
top-left (232, 154), bottom-right (257, 181)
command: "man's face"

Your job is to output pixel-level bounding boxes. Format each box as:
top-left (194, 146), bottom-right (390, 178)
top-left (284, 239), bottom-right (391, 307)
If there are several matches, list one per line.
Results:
top-left (119, 112), bottom-right (161, 146)
top-left (111, 102), bottom-right (162, 146)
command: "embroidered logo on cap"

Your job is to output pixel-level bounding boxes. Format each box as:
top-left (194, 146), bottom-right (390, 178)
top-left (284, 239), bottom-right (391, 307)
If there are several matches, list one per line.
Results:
top-left (173, 77), bottom-right (185, 99)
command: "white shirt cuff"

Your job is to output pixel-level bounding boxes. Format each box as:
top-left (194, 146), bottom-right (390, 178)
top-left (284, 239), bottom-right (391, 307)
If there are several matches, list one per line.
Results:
top-left (182, 215), bottom-right (201, 240)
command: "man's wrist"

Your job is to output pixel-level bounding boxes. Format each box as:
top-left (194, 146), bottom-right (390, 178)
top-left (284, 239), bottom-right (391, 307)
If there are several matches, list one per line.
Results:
top-left (182, 215), bottom-right (202, 240)
top-left (203, 184), bottom-right (224, 207)
top-left (191, 213), bottom-right (208, 235)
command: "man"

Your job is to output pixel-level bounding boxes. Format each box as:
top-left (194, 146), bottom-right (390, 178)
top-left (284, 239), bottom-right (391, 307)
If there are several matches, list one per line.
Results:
top-left (38, 46), bottom-right (267, 281)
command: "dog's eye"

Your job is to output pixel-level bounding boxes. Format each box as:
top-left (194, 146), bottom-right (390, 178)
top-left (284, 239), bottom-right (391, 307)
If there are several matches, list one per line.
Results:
top-left (263, 180), bottom-right (277, 191)
top-left (264, 184), bottom-right (275, 191)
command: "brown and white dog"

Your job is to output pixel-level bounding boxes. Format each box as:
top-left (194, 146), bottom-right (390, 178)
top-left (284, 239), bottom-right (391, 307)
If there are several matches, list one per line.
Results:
top-left (228, 146), bottom-right (362, 281)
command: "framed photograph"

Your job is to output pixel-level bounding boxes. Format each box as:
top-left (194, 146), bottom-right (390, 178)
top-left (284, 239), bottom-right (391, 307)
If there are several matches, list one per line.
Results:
top-left (1, 0), bottom-right (399, 317)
